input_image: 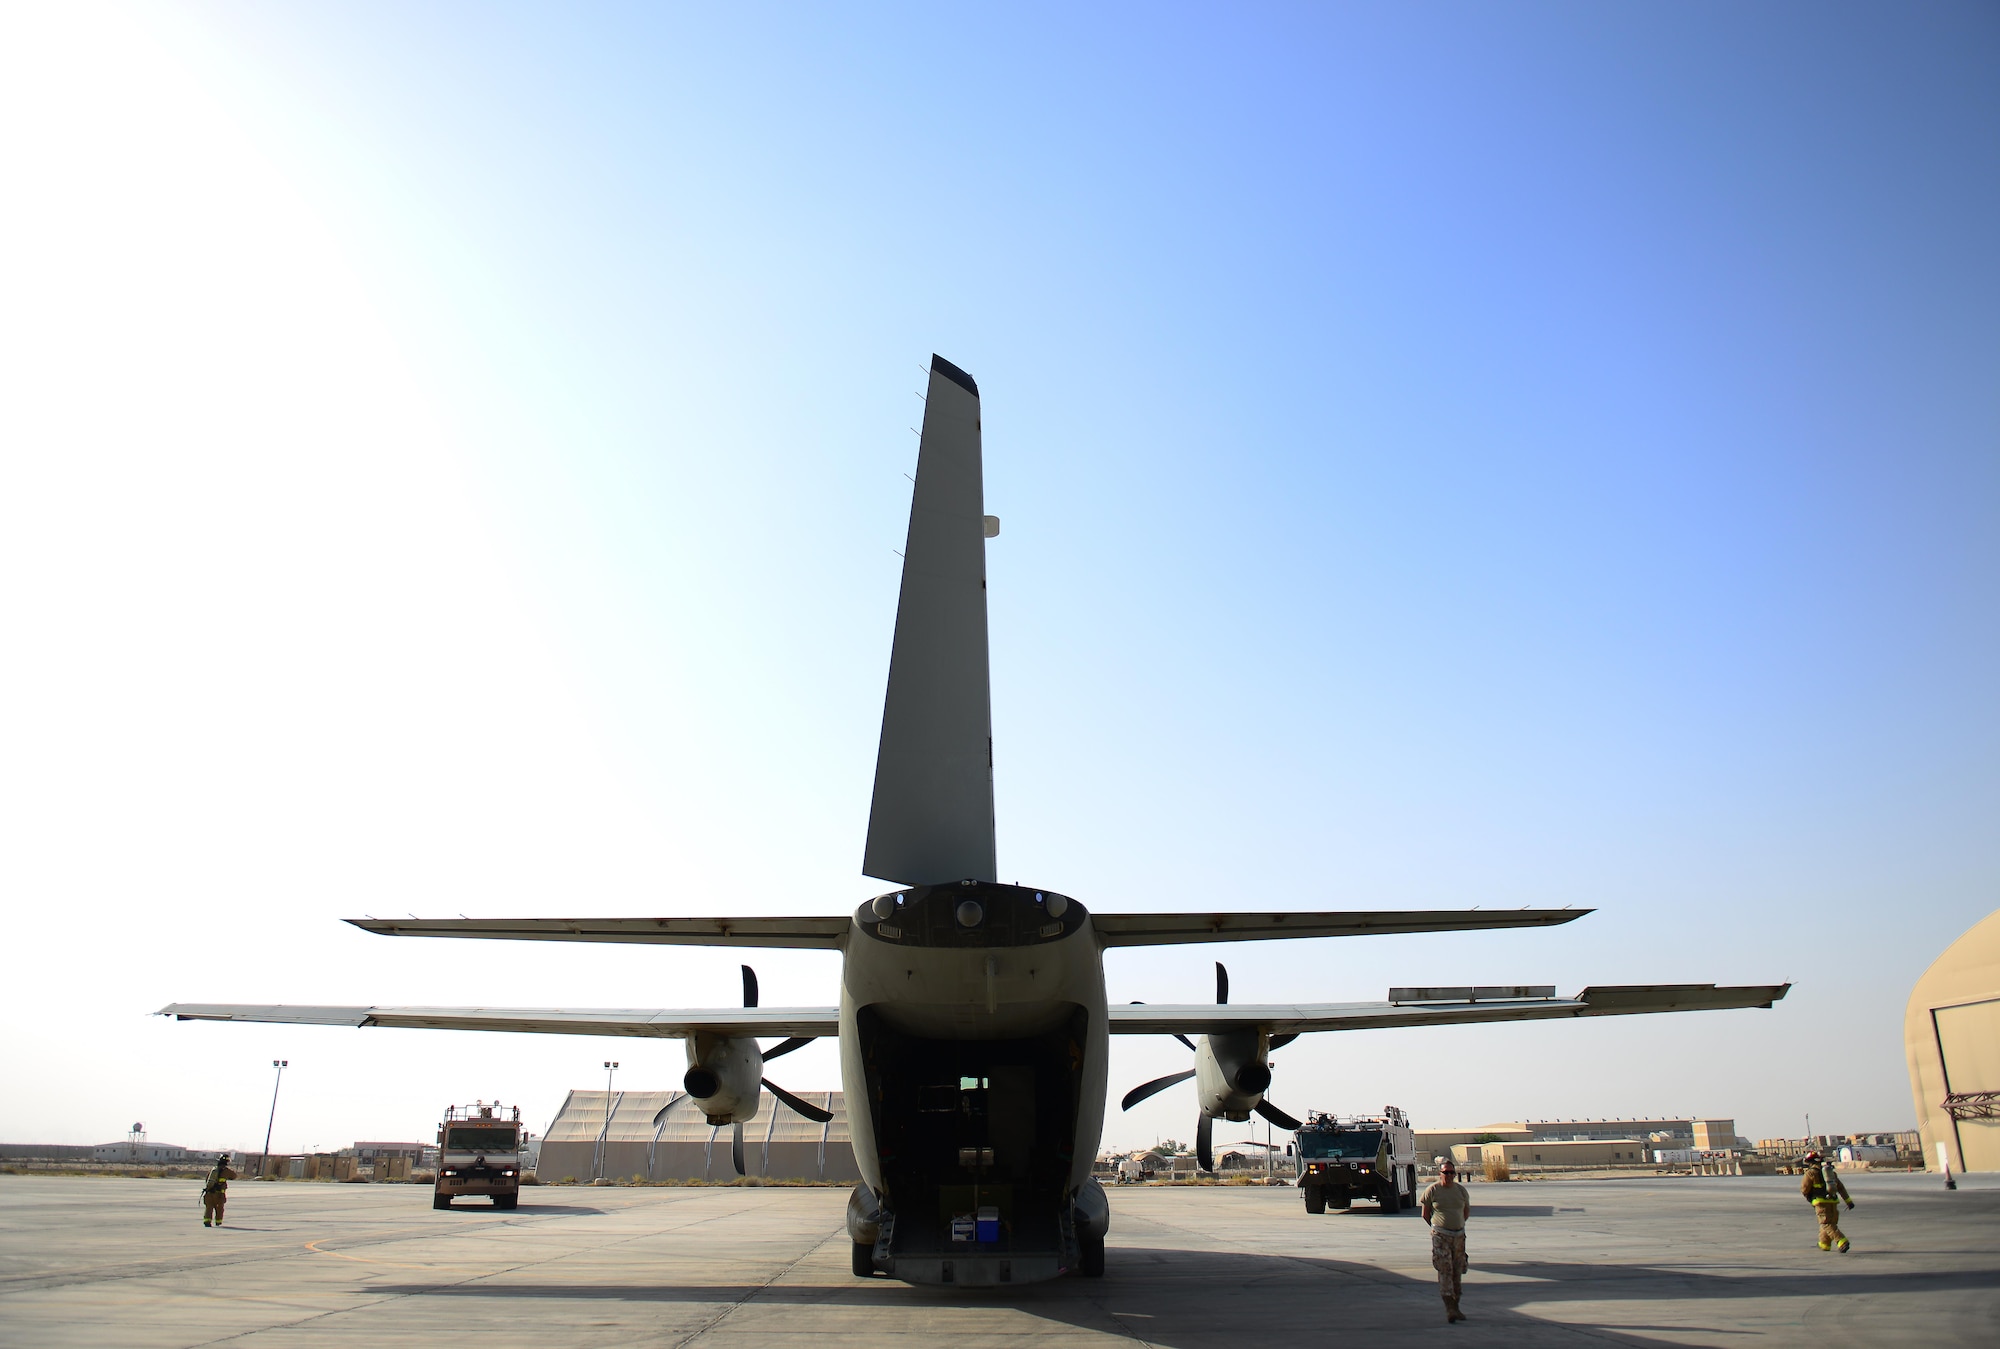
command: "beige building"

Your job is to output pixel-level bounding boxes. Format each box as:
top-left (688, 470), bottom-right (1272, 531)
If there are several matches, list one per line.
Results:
top-left (1906, 907), bottom-right (2000, 1173)
top-left (1451, 1139), bottom-right (1649, 1168)
top-left (538, 1089), bottom-right (859, 1184)
top-left (1418, 1118), bottom-right (1732, 1159)
top-left (1691, 1120), bottom-right (1737, 1151)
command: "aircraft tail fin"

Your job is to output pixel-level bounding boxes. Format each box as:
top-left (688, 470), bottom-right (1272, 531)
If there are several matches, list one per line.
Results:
top-left (862, 355), bottom-right (997, 886)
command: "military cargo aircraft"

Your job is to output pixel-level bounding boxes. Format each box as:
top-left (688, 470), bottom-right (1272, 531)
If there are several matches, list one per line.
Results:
top-left (164, 355), bottom-right (1787, 1286)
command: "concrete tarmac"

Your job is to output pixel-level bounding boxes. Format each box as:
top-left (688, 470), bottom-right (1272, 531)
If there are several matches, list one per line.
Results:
top-left (1, 1172), bottom-right (1995, 1347)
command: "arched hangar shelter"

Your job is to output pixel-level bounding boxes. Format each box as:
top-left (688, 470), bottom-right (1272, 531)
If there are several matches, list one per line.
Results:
top-left (1906, 908), bottom-right (2000, 1173)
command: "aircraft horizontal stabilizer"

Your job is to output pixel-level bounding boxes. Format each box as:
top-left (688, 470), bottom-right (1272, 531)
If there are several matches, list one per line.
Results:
top-left (156, 1002), bottom-right (840, 1039)
top-left (346, 916), bottom-right (849, 948)
top-left (1107, 981), bottom-right (1788, 1035)
top-left (1092, 908), bottom-right (1590, 946)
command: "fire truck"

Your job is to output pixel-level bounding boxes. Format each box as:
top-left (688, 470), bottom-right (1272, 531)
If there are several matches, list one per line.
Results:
top-left (1295, 1107), bottom-right (1417, 1214)
top-left (434, 1102), bottom-right (525, 1210)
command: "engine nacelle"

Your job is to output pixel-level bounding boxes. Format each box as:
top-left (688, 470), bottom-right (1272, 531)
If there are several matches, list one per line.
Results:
top-left (683, 1033), bottom-right (764, 1125)
top-left (1195, 1030), bottom-right (1271, 1122)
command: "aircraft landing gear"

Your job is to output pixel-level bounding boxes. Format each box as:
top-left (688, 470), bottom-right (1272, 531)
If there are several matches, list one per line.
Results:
top-left (852, 1242), bottom-right (876, 1277)
top-left (1078, 1233), bottom-right (1105, 1277)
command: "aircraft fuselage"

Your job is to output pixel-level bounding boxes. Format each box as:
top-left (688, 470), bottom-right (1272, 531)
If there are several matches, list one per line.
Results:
top-left (838, 880), bottom-right (1109, 1285)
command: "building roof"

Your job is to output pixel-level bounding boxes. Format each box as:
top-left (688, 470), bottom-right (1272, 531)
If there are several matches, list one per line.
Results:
top-left (546, 1090), bottom-right (850, 1146)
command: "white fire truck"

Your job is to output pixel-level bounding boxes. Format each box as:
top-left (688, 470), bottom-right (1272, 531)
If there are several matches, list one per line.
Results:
top-left (434, 1102), bottom-right (525, 1210)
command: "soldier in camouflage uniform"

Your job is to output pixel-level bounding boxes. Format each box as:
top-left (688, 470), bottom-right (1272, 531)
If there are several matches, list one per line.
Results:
top-left (1419, 1158), bottom-right (1471, 1322)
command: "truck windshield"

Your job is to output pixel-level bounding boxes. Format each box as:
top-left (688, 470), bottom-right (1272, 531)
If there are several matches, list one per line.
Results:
top-left (445, 1127), bottom-right (518, 1152)
top-left (1298, 1129), bottom-right (1383, 1160)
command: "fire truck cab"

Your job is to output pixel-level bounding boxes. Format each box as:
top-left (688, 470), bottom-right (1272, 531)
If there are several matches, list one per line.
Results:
top-left (434, 1102), bottom-right (524, 1210)
top-left (1295, 1107), bottom-right (1417, 1215)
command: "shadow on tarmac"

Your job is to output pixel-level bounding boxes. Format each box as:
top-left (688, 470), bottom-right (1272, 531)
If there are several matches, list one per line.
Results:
top-left (362, 1244), bottom-right (1988, 1346)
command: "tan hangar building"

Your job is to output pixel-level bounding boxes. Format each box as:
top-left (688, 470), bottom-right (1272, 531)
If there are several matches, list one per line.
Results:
top-left (1905, 907), bottom-right (2000, 1173)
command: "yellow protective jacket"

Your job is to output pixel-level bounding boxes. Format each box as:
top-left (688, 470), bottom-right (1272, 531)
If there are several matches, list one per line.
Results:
top-left (1801, 1161), bottom-right (1850, 1204)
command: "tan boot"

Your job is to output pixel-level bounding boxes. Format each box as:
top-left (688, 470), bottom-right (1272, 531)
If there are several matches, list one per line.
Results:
top-left (1446, 1296), bottom-right (1466, 1322)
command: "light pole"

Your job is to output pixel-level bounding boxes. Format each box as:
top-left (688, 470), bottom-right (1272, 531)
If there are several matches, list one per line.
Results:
top-left (594, 1061), bottom-right (620, 1181)
top-left (259, 1060), bottom-right (288, 1180)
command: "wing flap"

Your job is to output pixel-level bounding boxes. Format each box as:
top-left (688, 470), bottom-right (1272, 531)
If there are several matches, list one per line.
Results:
top-left (1108, 982), bottom-right (1789, 1035)
top-left (346, 916), bottom-right (850, 949)
top-left (1092, 908), bottom-right (1590, 947)
top-left (157, 1003), bottom-right (841, 1039)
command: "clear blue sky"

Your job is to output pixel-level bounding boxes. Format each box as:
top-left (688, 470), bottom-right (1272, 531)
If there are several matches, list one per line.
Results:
top-left (1, 1), bottom-right (1995, 1153)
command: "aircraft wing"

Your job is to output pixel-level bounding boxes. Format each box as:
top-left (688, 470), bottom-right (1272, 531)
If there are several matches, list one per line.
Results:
top-left (1108, 982), bottom-right (1789, 1034)
top-left (1091, 908), bottom-right (1589, 946)
top-left (156, 1003), bottom-right (841, 1038)
top-left (345, 916), bottom-right (850, 948)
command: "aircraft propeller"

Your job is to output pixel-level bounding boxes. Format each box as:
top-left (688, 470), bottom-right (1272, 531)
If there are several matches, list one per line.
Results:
top-left (657, 964), bottom-right (832, 1177)
top-left (1119, 962), bottom-right (1302, 1172)
top-left (735, 964), bottom-right (833, 1173)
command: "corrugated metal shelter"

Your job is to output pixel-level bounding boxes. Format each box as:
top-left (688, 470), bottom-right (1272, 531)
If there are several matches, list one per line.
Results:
top-left (537, 1090), bottom-right (859, 1184)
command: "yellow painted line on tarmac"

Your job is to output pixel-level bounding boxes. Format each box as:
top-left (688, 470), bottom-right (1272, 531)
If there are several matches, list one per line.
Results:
top-left (303, 1239), bottom-right (447, 1270)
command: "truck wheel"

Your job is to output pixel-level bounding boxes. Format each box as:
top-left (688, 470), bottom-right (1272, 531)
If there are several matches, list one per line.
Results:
top-left (432, 1195), bottom-right (452, 1211)
top-left (493, 1194), bottom-right (518, 1210)
top-left (1379, 1178), bottom-right (1402, 1215)
top-left (1304, 1187), bottom-right (1326, 1215)
top-left (1079, 1234), bottom-right (1105, 1277)
top-left (1331, 1192), bottom-right (1351, 1210)
top-left (851, 1242), bottom-right (875, 1278)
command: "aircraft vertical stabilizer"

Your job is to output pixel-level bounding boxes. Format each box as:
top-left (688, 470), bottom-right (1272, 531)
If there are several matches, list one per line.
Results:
top-left (862, 355), bottom-right (997, 886)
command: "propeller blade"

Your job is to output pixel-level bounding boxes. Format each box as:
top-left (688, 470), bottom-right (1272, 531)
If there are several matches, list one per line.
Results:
top-left (732, 1121), bottom-right (745, 1176)
top-left (1135, 1001), bottom-right (1196, 1051)
top-left (1254, 1098), bottom-right (1302, 1131)
top-left (761, 1036), bottom-right (814, 1063)
top-left (741, 965), bottom-right (759, 1009)
top-left (1120, 1068), bottom-right (1196, 1112)
top-left (764, 1079), bottom-right (834, 1123)
top-left (1216, 962), bottom-right (1228, 1005)
top-left (1196, 1113), bottom-right (1214, 1173)
top-left (1267, 1032), bottom-right (1299, 1051)
top-left (652, 1103), bottom-right (672, 1127)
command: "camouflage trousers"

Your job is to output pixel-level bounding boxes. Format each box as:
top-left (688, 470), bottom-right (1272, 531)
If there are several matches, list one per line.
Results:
top-left (1814, 1201), bottom-right (1846, 1250)
top-left (1431, 1226), bottom-right (1468, 1298)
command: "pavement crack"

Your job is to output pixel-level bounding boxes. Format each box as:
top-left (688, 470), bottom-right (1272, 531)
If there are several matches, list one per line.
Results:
top-left (664, 1223), bottom-right (847, 1348)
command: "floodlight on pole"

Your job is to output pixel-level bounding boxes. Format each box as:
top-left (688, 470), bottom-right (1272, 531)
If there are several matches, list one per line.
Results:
top-left (258, 1059), bottom-right (288, 1180)
top-left (593, 1061), bottom-right (622, 1181)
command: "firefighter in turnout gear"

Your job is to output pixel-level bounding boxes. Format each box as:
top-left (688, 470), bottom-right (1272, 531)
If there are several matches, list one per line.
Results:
top-left (201, 1155), bottom-right (236, 1227)
top-left (1801, 1151), bottom-right (1853, 1252)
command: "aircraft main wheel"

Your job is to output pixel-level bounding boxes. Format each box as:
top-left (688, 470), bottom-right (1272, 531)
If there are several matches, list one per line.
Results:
top-left (1079, 1234), bottom-right (1105, 1278)
top-left (851, 1243), bottom-right (875, 1278)
top-left (1304, 1187), bottom-right (1326, 1215)
top-left (432, 1195), bottom-right (452, 1211)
